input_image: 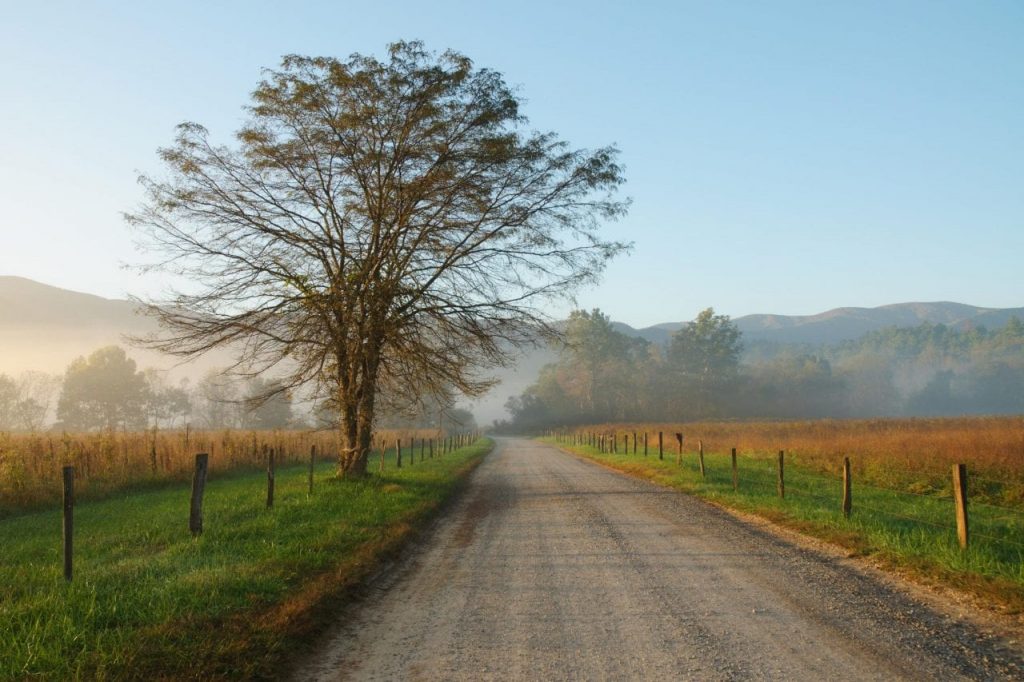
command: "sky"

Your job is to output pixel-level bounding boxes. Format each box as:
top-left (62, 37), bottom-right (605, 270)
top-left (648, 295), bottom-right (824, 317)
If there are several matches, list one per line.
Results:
top-left (1, 0), bottom-right (1022, 328)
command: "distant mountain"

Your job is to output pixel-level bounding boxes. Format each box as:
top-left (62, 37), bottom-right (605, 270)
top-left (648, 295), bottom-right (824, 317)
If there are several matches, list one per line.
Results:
top-left (731, 302), bottom-right (1024, 345)
top-left (0, 276), bottom-right (225, 378)
top-left (613, 302), bottom-right (1024, 347)
top-left (0, 276), bottom-right (142, 329)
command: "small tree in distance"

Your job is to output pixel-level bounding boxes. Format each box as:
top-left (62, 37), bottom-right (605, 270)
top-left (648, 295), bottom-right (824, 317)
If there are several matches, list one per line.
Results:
top-left (666, 308), bottom-right (742, 417)
top-left (56, 346), bottom-right (148, 431)
top-left (128, 41), bottom-right (629, 476)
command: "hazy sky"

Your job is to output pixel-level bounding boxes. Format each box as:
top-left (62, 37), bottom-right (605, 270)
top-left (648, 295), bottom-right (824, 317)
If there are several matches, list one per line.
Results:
top-left (2, 1), bottom-right (1021, 327)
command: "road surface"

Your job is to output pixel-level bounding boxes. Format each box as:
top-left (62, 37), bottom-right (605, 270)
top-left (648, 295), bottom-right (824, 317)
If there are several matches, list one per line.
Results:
top-left (296, 438), bottom-right (1023, 680)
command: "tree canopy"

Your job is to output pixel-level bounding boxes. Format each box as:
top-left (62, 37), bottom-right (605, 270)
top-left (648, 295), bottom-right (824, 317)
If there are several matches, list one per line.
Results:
top-left (128, 42), bottom-right (628, 474)
top-left (56, 346), bottom-right (148, 431)
top-left (665, 308), bottom-right (742, 417)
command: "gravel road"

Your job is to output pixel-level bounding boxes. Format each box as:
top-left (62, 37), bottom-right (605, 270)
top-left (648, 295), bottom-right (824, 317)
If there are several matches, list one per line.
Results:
top-left (296, 438), bottom-right (1024, 681)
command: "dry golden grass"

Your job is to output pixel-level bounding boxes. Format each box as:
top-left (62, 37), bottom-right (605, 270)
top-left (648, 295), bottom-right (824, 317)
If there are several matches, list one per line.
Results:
top-left (566, 416), bottom-right (1024, 505)
top-left (0, 427), bottom-right (442, 514)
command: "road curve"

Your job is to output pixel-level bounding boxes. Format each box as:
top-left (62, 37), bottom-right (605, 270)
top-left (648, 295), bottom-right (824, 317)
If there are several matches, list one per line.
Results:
top-left (295, 438), bottom-right (1023, 681)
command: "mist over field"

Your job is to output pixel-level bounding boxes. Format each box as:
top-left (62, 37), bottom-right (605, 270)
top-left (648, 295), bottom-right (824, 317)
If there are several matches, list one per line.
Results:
top-left (3, 275), bottom-right (1022, 432)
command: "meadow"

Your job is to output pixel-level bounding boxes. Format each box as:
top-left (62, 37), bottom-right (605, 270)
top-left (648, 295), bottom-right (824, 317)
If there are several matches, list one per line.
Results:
top-left (545, 416), bottom-right (1024, 610)
top-left (0, 427), bottom-right (444, 516)
top-left (0, 436), bottom-right (492, 679)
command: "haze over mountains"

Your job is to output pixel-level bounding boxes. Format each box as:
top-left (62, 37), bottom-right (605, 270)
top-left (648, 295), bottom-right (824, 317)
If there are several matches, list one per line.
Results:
top-left (614, 302), bottom-right (1024, 346)
top-left (3, 275), bottom-right (1022, 422)
top-left (0, 276), bottom-right (227, 380)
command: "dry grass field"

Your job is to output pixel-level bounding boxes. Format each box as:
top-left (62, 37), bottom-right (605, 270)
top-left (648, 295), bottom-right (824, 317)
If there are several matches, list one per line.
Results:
top-left (0, 427), bottom-right (442, 515)
top-left (565, 417), bottom-right (1024, 506)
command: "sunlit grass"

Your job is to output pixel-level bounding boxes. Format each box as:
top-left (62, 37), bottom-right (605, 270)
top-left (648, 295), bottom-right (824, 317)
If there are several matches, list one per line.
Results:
top-left (0, 427), bottom-right (447, 516)
top-left (559, 417), bottom-right (1024, 506)
top-left (0, 438), bottom-right (491, 680)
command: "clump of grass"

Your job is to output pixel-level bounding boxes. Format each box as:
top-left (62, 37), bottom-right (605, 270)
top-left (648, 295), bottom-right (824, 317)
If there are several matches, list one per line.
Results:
top-left (0, 438), bottom-right (491, 680)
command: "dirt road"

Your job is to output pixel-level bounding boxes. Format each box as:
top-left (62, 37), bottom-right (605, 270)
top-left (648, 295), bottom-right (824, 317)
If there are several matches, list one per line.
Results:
top-left (296, 438), bottom-right (1023, 680)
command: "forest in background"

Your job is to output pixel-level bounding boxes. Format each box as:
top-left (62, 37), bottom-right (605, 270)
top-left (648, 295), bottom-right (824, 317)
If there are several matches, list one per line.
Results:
top-left (498, 309), bottom-right (1024, 432)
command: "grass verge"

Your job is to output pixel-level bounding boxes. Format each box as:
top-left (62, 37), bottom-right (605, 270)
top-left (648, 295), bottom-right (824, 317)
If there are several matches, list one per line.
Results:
top-left (544, 438), bottom-right (1024, 613)
top-left (1, 438), bottom-right (492, 680)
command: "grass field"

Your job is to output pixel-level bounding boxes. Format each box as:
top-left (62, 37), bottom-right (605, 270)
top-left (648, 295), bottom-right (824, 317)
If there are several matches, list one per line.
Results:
top-left (544, 417), bottom-right (1024, 611)
top-left (0, 427), bottom-right (444, 516)
top-left (557, 417), bottom-right (1024, 506)
top-left (0, 437), bottom-right (491, 680)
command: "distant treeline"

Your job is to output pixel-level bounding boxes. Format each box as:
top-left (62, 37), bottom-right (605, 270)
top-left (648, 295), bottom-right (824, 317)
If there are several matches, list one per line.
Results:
top-left (497, 309), bottom-right (1024, 432)
top-left (0, 346), bottom-right (475, 433)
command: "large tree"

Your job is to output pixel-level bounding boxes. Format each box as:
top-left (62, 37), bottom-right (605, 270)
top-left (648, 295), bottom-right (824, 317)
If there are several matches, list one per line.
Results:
top-left (128, 41), bottom-right (628, 475)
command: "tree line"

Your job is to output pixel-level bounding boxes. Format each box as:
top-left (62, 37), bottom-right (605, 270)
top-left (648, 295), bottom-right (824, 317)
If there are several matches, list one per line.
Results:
top-left (0, 345), bottom-right (477, 434)
top-left (0, 346), bottom-right (294, 432)
top-left (498, 309), bottom-right (1024, 432)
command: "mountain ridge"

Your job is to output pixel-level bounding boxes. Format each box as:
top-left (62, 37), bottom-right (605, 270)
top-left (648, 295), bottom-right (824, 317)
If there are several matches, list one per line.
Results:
top-left (4, 276), bottom-right (1022, 350)
top-left (613, 301), bottom-right (1024, 346)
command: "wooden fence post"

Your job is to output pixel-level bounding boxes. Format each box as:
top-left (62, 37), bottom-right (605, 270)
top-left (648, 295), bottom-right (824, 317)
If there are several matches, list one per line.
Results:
top-left (632, 432), bottom-right (637, 454)
top-left (379, 442), bottom-right (385, 472)
top-left (644, 432), bottom-right (648, 456)
top-left (777, 450), bottom-right (785, 499)
top-left (420, 437), bottom-right (425, 462)
top-left (190, 453), bottom-right (209, 536)
top-left (731, 448), bottom-right (738, 492)
top-left (396, 438), bottom-right (402, 469)
top-left (675, 433), bottom-right (683, 466)
top-left (842, 457), bottom-right (851, 518)
top-left (62, 465), bottom-right (74, 582)
top-left (266, 448), bottom-right (275, 508)
top-left (429, 439), bottom-right (434, 459)
top-left (658, 432), bottom-right (663, 460)
top-left (308, 445), bottom-right (316, 494)
top-left (953, 463), bottom-right (969, 549)
top-left (698, 439), bottom-right (705, 478)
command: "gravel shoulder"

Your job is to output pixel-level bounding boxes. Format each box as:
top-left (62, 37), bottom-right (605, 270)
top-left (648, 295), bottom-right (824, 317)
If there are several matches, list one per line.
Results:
top-left (294, 438), bottom-right (1024, 681)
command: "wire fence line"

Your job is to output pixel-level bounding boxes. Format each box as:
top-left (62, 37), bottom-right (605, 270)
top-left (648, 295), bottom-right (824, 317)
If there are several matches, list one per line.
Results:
top-left (9, 431), bottom-right (484, 583)
top-left (548, 429), bottom-right (1024, 558)
top-left (0, 428), bottom-right (479, 517)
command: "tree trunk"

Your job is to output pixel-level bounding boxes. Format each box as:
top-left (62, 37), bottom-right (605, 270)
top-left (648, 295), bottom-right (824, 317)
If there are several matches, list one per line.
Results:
top-left (338, 401), bottom-right (367, 477)
top-left (336, 345), bottom-right (380, 478)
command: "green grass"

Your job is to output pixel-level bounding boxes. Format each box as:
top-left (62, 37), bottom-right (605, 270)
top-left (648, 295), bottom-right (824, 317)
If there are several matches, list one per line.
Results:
top-left (0, 438), bottom-right (492, 680)
top-left (545, 438), bottom-right (1024, 610)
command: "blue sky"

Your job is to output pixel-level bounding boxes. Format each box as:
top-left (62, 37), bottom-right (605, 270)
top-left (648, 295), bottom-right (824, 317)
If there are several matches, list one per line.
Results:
top-left (1, 0), bottom-right (1021, 327)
